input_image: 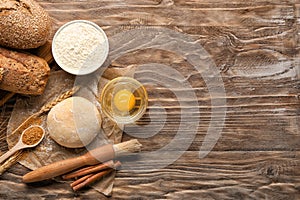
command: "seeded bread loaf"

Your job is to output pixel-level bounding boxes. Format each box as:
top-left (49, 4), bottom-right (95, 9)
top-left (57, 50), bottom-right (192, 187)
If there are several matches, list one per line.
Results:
top-left (0, 47), bottom-right (50, 95)
top-left (0, 0), bottom-right (52, 49)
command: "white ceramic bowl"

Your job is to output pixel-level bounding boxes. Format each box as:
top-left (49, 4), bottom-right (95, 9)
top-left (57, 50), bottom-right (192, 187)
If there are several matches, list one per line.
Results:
top-left (52, 20), bottom-right (109, 75)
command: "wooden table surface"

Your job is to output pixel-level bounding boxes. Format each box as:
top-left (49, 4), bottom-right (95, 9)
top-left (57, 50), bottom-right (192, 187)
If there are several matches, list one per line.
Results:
top-left (0, 0), bottom-right (300, 199)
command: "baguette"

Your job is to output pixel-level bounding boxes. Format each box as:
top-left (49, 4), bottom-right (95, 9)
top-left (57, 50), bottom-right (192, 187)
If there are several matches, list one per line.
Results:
top-left (0, 47), bottom-right (50, 95)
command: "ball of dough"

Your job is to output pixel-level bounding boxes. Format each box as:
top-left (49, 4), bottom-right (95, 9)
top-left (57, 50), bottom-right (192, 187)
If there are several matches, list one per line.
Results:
top-left (47, 97), bottom-right (101, 148)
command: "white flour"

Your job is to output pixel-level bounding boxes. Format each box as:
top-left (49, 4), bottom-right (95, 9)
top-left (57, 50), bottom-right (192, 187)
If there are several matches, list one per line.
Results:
top-left (53, 22), bottom-right (107, 73)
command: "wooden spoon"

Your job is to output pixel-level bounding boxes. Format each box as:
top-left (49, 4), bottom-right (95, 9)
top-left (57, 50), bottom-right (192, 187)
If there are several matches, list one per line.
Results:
top-left (0, 125), bottom-right (45, 164)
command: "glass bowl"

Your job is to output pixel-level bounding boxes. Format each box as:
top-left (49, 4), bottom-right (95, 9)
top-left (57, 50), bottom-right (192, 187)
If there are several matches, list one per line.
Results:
top-left (100, 77), bottom-right (148, 124)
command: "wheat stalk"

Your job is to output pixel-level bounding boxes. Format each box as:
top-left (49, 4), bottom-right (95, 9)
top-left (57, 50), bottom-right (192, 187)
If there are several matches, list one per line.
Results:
top-left (0, 151), bottom-right (23, 175)
top-left (37, 86), bottom-right (80, 115)
top-left (0, 117), bottom-right (9, 152)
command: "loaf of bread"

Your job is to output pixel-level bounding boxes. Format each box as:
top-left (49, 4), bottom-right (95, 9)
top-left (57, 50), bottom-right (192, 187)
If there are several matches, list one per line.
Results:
top-left (0, 0), bottom-right (52, 49)
top-left (0, 47), bottom-right (50, 95)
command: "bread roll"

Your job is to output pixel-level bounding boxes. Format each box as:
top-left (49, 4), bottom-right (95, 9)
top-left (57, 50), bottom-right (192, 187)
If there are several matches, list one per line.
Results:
top-left (0, 0), bottom-right (52, 49)
top-left (0, 47), bottom-right (50, 95)
top-left (47, 97), bottom-right (102, 148)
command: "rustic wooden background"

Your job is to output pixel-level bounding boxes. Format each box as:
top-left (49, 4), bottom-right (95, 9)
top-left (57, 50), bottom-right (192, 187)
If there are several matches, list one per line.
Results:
top-left (0, 0), bottom-right (299, 199)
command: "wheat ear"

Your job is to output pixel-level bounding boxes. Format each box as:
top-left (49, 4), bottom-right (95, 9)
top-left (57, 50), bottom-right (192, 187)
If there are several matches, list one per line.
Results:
top-left (38, 86), bottom-right (80, 115)
top-left (0, 151), bottom-right (24, 175)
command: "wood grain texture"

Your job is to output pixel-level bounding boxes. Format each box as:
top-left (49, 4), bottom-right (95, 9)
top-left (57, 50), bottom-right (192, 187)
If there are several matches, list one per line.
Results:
top-left (0, 0), bottom-right (299, 199)
top-left (114, 151), bottom-right (300, 199)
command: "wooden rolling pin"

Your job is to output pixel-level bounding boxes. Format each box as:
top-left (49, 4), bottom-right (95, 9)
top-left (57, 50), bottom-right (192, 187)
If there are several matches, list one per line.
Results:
top-left (22, 139), bottom-right (142, 183)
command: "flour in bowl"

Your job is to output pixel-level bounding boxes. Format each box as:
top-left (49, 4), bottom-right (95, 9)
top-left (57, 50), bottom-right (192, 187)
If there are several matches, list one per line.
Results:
top-left (52, 20), bottom-right (109, 75)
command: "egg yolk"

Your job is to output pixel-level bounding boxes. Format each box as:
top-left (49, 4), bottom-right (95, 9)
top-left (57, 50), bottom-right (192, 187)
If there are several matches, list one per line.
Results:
top-left (113, 89), bottom-right (136, 112)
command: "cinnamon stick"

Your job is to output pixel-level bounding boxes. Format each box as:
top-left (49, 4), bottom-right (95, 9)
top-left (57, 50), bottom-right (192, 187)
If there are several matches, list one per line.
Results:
top-left (70, 174), bottom-right (93, 188)
top-left (72, 169), bottom-right (114, 191)
top-left (63, 160), bottom-right (114, 180)
top-left (67, 165), bottom-right (95, 176)
top-left (71, 161), bottom-right (122, 191)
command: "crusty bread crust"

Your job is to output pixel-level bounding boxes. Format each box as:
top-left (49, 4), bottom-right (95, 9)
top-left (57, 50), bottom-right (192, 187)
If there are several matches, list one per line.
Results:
top-left (0, 0), bottom-right (52, 49)
top-left (0, 47), bottom-right (50, 95)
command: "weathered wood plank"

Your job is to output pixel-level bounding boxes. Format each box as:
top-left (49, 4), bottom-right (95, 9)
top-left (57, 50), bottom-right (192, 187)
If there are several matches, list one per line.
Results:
top-left (113, 151), bottom-right (300, 199)
top-left (45, 5), bottom-right (294, 28)
top-left (39, 2), bottom-right (296, 33)
top-left (0, 168), bottom-right (107, 200)
top-left (1, 151), bottom-right (299, 199)
top-left (174, 0), bottom-right (297, 7)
